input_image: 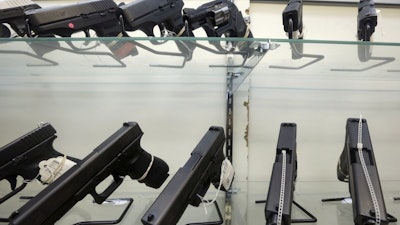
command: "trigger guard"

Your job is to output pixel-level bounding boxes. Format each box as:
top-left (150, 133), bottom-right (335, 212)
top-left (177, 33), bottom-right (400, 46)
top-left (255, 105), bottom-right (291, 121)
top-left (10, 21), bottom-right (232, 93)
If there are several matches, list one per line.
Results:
top-left (147, 25), bottom-right (169, 45)
top-left (7, 177), bottom-right (18, 190)
top-left (90, 174), bottom-right (123, 204)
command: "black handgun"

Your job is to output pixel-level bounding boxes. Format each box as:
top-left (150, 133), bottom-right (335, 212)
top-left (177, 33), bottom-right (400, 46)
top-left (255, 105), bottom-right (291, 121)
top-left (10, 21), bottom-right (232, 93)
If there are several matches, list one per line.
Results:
top-left (283, 0), bottom-right (302, 39)
top-left (24, 0), bottom-right (137, 59)
top-left (282, 0), bottom-right (303, 59)
top-left (183, 0), bottom-right (252, 51)
top-left (265, 123), bottom-right (297, 225)
top-left (8, 122), bottom-right (170, 225)
top-left (337, 118), bottom-right (389, 225)
top-left (0, 0), bottom-right (41, 37)
top-left (119, 0), bottom-right (192, 38)
top-left (357, 0), bottom-right (377, 42)
top-left (0, 123), bottom-right (79, 204)
top-left (141, 126), bottom-right (229, 225)
top-left (118, 0), bottom-right (195, 61)
top-left (357, 0), bottom-right (377, 62)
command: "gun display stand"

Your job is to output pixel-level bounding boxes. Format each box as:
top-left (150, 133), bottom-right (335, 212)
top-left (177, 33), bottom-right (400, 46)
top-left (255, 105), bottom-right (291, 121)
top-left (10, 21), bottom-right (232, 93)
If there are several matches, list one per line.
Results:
top-left (0, 183), bottom-right (28, 206)
top-left (255, 200), bottom-right (317, 223)
top-left (0, 197), bottom-right (133, 224)
top-left (38, 41), bottom-right (128, 68)
top-left (73, 198), bottom-right (133, 225)
top-left (0, 49), bottom-right (58, 66)
top-left (321, 197), bottom-right (398, 223)
top-left (269, 18), bottom-right (324, 70)
top-left (269, 0), bottom-right (324, 70)
top-left (186, 201), bottom-right (223, 225)
top-left (331, 3), bottom-right (395, 73)
top-left (330, 53), bottom-right (395, 72)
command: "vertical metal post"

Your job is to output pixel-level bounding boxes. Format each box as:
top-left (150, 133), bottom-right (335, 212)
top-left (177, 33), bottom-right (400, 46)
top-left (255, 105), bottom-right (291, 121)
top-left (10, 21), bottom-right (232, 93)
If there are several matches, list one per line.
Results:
top-left (226, 75), bottom-right (234, 162)
top-left (224, 52), bottom-right (235, 225)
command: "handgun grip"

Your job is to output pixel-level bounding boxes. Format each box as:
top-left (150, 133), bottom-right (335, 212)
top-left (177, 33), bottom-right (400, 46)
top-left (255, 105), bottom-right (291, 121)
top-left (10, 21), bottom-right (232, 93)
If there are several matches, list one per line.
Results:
top-left (6, 176), bottom-right (17, 190)
top-left (90, 174), bottom-right (123, 204)
top-left (0, 24), bottom-right (12, 38)
top-left (337, 146), bottom-right (349, 182)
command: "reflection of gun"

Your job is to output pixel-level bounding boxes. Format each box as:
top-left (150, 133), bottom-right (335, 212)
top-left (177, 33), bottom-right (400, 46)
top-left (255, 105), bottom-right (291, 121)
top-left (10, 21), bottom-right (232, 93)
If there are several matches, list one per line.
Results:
top-left (0, 123), bottom-right (78, 204)
top-left (183, 0), bottom-right (252, 51)
top-left (24, 0), bottom-right (137, 59)
top-left (265, 123), bottom-right (297, 225)
top-left (0, 0), bottom-right (41, 37)
top-left (337, 118), bottom-right (389, 225)
top-left (9, 122), bottom-right (170, 225)
top-left (141, 126), bottom-right (230, 225)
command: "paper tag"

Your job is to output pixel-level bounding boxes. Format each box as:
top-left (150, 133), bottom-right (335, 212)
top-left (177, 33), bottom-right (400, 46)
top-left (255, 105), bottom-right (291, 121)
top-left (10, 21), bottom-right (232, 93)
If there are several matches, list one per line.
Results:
top-left (341, 197), bottom-right (352, 204)
top-left (39, 156), bottom-right (76, 184)
top-left (221, 158), bottom-right (235, 190)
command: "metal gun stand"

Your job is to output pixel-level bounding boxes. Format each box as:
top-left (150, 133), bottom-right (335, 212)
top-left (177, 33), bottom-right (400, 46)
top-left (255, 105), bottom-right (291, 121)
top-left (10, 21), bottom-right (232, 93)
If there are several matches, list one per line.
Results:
top-left (321, 197), bottom-right (398, 223)
top-left (255, 199), bottom-right (317, 224)
top-left (0, 197), bottom-right (133, 224)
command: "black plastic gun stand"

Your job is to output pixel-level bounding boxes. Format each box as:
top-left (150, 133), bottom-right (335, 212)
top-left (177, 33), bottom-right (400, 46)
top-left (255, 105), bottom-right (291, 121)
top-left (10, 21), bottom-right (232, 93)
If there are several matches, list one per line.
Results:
top-left (321, 197), bottom-right (398, 223)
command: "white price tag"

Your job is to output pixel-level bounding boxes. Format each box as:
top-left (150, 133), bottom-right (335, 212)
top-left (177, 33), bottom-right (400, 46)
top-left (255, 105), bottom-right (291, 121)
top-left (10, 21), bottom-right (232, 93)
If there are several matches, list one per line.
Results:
top-left (39, 156), bottom-right (76, 184)
top-left (221, 158), bottom-right (234, 190)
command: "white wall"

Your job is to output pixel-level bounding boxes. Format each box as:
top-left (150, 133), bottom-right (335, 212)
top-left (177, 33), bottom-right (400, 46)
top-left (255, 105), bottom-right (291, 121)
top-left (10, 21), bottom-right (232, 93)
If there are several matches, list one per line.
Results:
top-left (249, 2), bottom-right (400, 42)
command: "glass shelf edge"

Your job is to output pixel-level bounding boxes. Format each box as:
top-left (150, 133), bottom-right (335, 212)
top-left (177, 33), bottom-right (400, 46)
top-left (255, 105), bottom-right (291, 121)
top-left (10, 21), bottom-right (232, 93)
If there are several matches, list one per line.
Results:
top-left (1, 36), bottom-right (400, 46)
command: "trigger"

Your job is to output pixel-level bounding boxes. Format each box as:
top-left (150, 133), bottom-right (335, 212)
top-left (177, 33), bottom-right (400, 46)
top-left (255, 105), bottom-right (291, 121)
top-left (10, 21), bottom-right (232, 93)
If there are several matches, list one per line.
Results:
top-left (7, 177), bottom-right (17, 190)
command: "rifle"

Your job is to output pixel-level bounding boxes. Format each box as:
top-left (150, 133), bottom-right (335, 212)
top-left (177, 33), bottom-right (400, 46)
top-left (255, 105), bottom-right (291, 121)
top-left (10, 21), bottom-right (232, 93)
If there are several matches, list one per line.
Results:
top-left (0, 0), bottom-right (40, 37)
top-left (141, 126), bottom-right (232, 225)
top-left (8, 122), bottom-right (169, 225)
top-left (265, 123), bottom-right (297, 225)
top-left (0, 123), bottom-right (79, 205)
top-left (24, 0), bottom-right (138, 59)
top-left (337, 118), bottom-right (391, 225)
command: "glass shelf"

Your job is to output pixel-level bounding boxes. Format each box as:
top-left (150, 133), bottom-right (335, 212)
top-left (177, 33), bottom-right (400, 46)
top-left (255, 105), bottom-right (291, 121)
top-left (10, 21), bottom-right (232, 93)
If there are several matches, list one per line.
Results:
top-left (0, 37), bottom-right (399, 225)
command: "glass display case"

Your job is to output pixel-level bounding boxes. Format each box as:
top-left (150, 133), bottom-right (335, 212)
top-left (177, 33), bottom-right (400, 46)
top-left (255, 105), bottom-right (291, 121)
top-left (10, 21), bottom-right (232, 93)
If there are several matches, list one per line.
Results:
top-left (0, 37), bottom-right (399, 225)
